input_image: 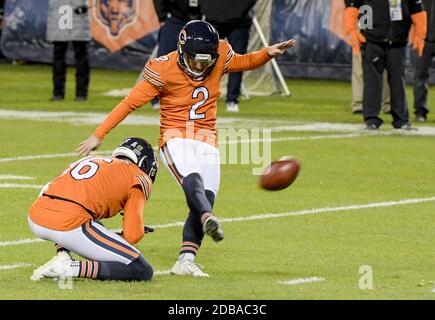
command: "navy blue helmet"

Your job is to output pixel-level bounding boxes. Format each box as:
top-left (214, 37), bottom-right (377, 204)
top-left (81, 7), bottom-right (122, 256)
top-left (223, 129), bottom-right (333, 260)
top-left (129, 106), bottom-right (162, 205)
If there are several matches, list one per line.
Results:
top-left (112, 137), bottom-right (158, 183)
top-left (177, 20), bottom-right (220, 81)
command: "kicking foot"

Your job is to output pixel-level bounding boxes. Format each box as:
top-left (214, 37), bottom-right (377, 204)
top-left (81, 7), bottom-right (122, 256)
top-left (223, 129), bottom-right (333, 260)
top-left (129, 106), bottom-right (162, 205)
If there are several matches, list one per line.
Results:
top-left (202, 214), bottom-right (224, 242)
top-left (170, 259), bottom-right (209, 278)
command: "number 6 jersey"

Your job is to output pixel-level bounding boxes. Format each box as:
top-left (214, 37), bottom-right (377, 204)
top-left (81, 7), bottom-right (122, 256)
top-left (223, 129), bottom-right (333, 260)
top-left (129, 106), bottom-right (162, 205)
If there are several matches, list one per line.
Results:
top-left (93, 40), bottom-right (272, 148)
top-left (29, 157), bottom-right (152, 243)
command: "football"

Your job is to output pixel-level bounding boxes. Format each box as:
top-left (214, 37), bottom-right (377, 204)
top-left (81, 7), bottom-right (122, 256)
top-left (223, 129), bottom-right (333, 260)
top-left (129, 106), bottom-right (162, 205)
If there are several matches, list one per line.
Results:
top-left (259, 156), bottom-right (301, 191)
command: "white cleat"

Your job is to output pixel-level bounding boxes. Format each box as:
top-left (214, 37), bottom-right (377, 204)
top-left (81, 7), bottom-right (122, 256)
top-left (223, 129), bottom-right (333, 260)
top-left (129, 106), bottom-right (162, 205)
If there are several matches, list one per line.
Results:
top-left (226, 101), bottom-right (239, 112)
top-left (170, 260), bottom-right (209, 278)
top-left (31, 251), bottom-right (72, 281)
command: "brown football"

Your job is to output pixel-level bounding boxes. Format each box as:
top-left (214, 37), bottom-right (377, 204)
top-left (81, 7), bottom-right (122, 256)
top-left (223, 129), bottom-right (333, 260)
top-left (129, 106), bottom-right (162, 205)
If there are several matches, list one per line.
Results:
top-left (259, 156), bottom-right (301, 191)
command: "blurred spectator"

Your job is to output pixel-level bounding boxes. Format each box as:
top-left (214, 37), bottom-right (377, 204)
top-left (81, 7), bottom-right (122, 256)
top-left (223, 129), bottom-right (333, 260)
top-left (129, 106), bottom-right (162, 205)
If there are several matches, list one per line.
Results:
top-left (151, 0), bottom-right (202, 110)
top-left (153, 0), bottom-right (201, 56)
top-left (413, 0), bottom-right (435, 122)
top-left (344, 0), bottom-right (426, 130)
top-left (46, 0), bottom-right (90, 101)
top-left (202, 0), bottom-right (257, 112)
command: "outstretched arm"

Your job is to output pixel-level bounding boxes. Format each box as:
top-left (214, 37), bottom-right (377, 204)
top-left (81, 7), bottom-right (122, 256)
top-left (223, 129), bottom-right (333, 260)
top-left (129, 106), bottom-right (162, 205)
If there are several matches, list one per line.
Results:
top-left (227, 39), bottom-right (296, 73)
top-left (76, 80), bottom-right (160, 156)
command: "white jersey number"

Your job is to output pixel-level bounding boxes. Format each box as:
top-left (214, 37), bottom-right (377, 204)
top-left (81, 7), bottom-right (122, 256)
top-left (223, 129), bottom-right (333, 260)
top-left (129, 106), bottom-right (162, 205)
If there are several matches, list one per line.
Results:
top-left (189, 86), bottom-right (209, 120)
top-left (70, 157), bottom-right (112, 180)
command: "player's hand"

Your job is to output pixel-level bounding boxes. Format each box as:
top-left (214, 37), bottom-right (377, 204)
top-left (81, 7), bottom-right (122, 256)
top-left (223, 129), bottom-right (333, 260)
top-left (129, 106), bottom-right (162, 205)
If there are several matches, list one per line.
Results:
top-left (413, 37), bottom-right (425, 57)
top-left (349, 30), bottom-right (366, 55)
top-left (76, 135), bottom-right (102, 157)
top-left (268, 39), bottom-right (296, 57)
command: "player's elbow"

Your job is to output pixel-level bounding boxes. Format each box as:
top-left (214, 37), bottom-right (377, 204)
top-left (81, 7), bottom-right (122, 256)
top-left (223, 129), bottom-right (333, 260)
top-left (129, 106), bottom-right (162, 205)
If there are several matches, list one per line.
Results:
top-left (123, 229), bottom-right (144, 245)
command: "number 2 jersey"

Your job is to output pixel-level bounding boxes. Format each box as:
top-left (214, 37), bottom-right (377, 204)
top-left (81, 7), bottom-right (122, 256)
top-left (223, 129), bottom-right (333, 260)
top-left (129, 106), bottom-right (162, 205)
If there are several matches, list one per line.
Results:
top-left (92, 40), bottom-right (272, 148)
top-left (29, 157), bottom-right (153, 244)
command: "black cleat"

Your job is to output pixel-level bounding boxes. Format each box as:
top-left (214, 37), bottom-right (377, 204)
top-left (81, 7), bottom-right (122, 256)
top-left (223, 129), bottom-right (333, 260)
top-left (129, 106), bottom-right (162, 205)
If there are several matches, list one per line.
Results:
top-left (203, 216), bottom-right (224, 242)
top-left (74, 96), bottom-right (87, 102)
top-left (50, 95), bottom-right (64, 101)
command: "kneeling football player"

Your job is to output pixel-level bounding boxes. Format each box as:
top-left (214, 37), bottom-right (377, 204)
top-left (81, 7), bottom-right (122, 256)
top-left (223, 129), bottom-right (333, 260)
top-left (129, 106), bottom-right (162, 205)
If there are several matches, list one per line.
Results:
top-left (28, 137), bottom-right (158, 282)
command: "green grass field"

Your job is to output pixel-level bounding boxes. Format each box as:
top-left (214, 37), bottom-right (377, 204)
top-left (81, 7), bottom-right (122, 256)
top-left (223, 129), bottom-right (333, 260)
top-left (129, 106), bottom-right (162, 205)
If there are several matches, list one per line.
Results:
top-left (0, 63), bottom-right (434, 300)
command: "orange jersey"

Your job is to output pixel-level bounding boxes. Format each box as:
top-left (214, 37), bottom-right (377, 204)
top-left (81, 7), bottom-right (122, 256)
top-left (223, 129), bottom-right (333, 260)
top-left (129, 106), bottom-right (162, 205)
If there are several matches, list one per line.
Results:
top-left (29, 157), bottom-right (153, 244)
top-left (93, 40), bottom-right (272, 147)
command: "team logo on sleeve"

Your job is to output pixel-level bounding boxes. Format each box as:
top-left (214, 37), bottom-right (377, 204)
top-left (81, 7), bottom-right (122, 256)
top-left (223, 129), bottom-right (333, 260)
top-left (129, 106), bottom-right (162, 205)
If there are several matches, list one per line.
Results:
top-left (90, 0), bottom-right (160, 52)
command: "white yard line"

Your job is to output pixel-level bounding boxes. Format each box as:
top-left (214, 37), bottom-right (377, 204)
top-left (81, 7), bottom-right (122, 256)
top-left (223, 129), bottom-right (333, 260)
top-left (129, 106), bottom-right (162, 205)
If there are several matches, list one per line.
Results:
top-left (0, 175), bottom-right (34, 180)
top-left (0, 183), bottom-right (44, 189)
top-left (230, 132), bottom-right (367, 144)
top-left (154, 270), bottom-right (172, 276)
top-left (0, 151), bottom-right (112, 163)
top-left (1, 196), bottom-right (434, 248)
top-left (0, 263), bottom-right (32, 270)
top-left (0, 132), bottom-right (378, 164)
top-left (0, 238), bottom-right (44, 247)
top-left (278, 277), bottom-right (325, 286)
top-left (0, 152), bottom-right (78, 163)
top-left (2, 109), bottom-right (435, 135)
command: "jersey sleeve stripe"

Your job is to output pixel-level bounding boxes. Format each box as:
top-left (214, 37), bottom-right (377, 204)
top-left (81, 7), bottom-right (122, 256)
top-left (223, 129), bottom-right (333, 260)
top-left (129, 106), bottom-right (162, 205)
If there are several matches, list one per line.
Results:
top-left (143, 70), bottom-right (164, 85)
top-left (140, 175), bottom-right (151, 198)
top-left (136, 175), bottom-right (150, 199)
top-left (144, 66), bottom-right (161, 78)
top-left (135, 176), bottom-right (147, 197)
top-left (225, 51), bottom-right (235, 65)
top-left (143, 74), bottom-right (164, 88)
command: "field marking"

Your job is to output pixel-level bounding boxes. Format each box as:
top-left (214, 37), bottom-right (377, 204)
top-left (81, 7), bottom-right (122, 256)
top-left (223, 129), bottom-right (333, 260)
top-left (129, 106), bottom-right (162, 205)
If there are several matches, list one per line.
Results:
top-left (0, 183), bottom-right (44, 189)
top-left (232, 132), bottom-right (369, 144)
top-left (0, 238), bottom-right (44, 247)
top-left (2, 109), bottom-right (435, 136)
top-left (0, 151), bottom-right (111, 163)
top-left (0, 263), bottom-right (32, 270)
top-left (2, 196), bottom-right (435, 248)
top-left (0, 132), bottom-right (393, 165)
top-left (278, 277), bottom-right (325, 286)
top-left (154, 270), bottom-right (171, 276)
top-left (141, 195), bottom-right (435, 229)
top-left (0, 175), bottom-right (34, 180)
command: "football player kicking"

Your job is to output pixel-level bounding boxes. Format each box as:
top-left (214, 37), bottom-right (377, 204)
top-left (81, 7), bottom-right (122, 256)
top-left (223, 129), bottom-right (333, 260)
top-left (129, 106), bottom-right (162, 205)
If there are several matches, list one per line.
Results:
top-left (29, 137), bottom-right (158, 282)
top-left (77, 20), bottom-right (296, 277)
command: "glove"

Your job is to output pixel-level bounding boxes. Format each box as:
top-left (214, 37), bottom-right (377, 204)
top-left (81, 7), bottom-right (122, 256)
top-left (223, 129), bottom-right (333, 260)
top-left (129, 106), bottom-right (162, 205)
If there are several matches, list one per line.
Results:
top-left (411, 11), bottom-right (427, 57)
top-left (344, 7), bottom-right (366, 55)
